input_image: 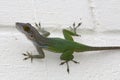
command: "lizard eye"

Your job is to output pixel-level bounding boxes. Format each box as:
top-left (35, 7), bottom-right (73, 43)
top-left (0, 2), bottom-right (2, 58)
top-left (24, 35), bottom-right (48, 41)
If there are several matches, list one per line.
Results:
top-left (30, 35), bottom-right (33, 38)
top-left (23, 26), bottom-right (30, 32)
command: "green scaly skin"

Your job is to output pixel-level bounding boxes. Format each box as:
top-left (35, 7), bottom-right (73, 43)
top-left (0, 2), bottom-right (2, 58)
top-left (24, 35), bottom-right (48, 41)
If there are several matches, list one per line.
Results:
top-left (16, 22), bottom-right (120, 73)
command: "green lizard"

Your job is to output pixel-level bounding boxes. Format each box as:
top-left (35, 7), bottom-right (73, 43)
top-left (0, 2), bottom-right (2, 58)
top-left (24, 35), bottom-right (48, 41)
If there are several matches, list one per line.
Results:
top-left (16, 22), bottom-right (120, 73)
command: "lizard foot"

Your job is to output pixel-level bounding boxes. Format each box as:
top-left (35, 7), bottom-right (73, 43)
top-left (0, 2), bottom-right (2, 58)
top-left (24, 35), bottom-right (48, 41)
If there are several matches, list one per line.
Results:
top-left (69, 21), bottom-right (82, 36)
top-left (60, 60), bottom-right (79, 73)
top-left (23, 51), bottom-right (33, 62)
top-left (60, 61), bottom-right (70, 73)
top-left (34, 22), bottom-right (50, 37)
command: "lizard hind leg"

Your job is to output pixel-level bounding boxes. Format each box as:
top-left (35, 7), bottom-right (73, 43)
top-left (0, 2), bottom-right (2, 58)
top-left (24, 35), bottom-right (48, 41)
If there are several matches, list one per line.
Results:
top-left (63, 21), bottom-right (82, 41)
top-left (60, 50), bottom-right (79, 73)
top-left (69, 21), bottom-right (82, 36)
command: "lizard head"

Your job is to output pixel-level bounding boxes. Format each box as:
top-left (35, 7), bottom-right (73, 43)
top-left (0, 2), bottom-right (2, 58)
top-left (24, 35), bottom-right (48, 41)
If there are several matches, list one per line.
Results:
top-left (16, 22), bottom-right (49, 47)
top-left (16, 22), bottom-right (38, 41)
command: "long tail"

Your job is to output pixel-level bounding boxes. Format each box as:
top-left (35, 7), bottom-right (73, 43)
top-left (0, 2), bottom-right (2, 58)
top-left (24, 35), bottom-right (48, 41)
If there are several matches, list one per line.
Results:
top-left (88, 46), bottom-right (120, 51)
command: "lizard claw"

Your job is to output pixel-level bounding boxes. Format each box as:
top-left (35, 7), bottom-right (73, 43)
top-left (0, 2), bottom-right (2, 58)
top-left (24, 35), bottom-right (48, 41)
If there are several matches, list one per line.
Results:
top-left (23, 51), bottom-right (33, 62)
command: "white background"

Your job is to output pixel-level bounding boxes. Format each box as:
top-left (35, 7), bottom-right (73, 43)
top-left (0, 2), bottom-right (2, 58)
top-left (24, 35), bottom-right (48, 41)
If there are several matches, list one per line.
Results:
top-left (0, 0), bottom-right (120, 80)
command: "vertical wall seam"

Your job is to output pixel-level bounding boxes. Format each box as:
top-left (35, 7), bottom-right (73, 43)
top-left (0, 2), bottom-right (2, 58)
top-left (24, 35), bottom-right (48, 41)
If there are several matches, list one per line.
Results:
top-left (87, 0), bottom-right (100, 30)
top-left (31, 0), bottom-right (37, 23)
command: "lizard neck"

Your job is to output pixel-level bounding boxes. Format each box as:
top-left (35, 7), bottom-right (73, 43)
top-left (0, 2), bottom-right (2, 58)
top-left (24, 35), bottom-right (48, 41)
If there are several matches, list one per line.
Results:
top-left (34, 34), bottom-right (49, 47)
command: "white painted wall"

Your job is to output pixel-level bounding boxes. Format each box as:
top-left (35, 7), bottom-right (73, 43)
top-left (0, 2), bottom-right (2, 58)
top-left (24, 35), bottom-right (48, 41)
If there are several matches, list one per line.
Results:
top-left (0, 0), bottom-right (120, 80)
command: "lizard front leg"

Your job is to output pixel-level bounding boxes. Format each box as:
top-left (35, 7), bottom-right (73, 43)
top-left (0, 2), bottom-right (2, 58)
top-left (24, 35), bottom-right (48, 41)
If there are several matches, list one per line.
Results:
top-left (35, 22), bottom-right (50, 37)
top-left (23, 45), bottom-right (45, 62)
